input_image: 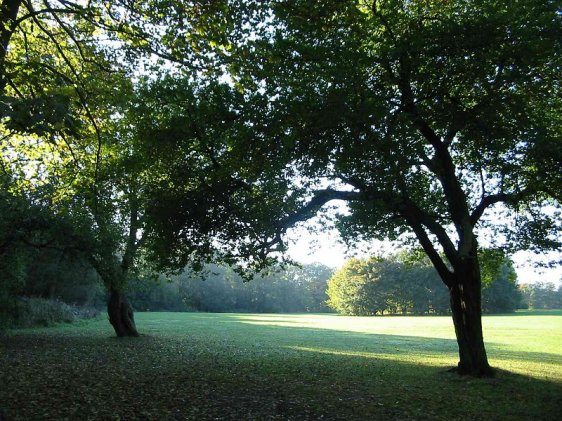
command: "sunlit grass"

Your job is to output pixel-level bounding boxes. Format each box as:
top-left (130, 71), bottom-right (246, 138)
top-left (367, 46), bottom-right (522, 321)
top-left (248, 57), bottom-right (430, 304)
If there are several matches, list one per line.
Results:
top-left (1, 311), bottom-right (561, 420)
top-left (225, 311), bottom-right (562, 379)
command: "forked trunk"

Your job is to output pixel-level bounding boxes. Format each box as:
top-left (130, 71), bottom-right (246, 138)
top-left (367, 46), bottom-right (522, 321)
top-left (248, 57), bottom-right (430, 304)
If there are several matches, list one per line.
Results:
top-left (449, 261), bottom-right (493, 377)
top-left (107, 289), bottom-right (139, 337)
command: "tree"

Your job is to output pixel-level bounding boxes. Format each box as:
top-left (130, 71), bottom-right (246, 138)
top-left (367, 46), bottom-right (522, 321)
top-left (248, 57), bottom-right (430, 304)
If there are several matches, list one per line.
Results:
top-left (123, 262), bottom-right (333, 313)
top-left (245, 0), bottom-right (561, 376)
top-left (327, 258), bottom-right (390, 315)
top-left (144, 1), bottom-right (561, 376)
top-left (326, 253), bottom-right (451, 316)
top-left (481, 256), bottom-right (521, 313)
top-left (285, 263), bottom-right (333, 313)
top-left (393, 251), bottom-right (448, 315)
top-left (523, 282), bottom-right (561, 309)
top-left (1, 1), bottom-right (260, 336)
top-left (0, 0), bottom-right (151, 336)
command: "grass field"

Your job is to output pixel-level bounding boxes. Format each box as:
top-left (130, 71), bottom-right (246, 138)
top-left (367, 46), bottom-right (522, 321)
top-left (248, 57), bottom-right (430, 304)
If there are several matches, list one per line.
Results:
top-left (1, 311), bottom-right (561, 420)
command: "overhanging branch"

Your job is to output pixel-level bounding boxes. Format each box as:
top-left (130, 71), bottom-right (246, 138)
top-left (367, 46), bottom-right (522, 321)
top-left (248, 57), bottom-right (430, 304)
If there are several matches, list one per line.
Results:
top-left (470, 189), bottom-right (534, 226)
top-left (280, 189), bottom-right (364, 230)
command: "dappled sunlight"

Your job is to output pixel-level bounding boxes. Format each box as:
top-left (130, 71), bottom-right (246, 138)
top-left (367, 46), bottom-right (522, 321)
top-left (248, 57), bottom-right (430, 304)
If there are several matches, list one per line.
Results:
top-left (286, 345), bottom-right (456, 368)
top-left (225, 313), bottom-right (562, 382)
top-left (67, 312), bottom-right (562, 383)
top-left (490, 359), bottom-right (562, 381)
top-left (229, 313), bottom-right (457, 340)
top-left (3, 312), bottom-right (562, 421)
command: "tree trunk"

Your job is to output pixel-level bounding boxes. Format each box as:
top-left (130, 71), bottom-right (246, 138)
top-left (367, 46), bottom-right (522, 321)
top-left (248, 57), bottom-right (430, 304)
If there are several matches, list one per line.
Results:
top-left (107, 289), bottom-right (139, 337)
top-left (449, 261), bottom-right (494, 377)
top-left (0, 0), bottom-right (22, 94)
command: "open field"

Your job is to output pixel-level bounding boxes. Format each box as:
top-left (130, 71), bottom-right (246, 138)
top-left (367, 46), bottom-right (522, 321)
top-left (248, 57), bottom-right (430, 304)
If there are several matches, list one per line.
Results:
top-left (1, 311), bottom-right (561, 420)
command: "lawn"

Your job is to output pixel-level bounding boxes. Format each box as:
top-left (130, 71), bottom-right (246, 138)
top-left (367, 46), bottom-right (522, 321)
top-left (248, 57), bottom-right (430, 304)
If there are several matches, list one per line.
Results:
top-left (1, 311), bottom-right (561, 420)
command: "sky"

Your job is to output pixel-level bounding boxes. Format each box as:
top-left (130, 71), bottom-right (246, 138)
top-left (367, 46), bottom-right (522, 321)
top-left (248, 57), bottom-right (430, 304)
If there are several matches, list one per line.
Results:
top-left (286, 225), bottom-right (562, 287)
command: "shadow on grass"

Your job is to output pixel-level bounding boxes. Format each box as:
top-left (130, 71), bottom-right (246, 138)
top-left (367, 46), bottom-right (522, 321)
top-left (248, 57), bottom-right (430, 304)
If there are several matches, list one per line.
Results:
top-left (216, 313), bottom-right (562, 368)
top-left (491, 309), bottom-right (562, 317)
top-left (1, 314), bottom-right (562, 420)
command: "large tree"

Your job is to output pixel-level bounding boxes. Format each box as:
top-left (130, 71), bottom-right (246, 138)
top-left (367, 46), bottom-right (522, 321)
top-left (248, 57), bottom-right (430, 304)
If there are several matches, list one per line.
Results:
top-left (0, 0), bottom-right (153, 336)
top-left (144, 0), bottom-right (561, 376)
top-left (0, 0), bottom-right (252, 336)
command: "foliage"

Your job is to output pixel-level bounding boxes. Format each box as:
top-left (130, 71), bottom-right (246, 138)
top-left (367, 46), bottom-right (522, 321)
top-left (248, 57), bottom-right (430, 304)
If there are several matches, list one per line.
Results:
top-left (14, 297), bottom-right (75, 327)
top-left (0, 192), bottom-right (52, 327)
top-left (327, 255), bottom-right (448, 316)
top-left (1, 312), bottom-right (561, 419)
top-left (327, 251), bottom-right (522, 316)
top-left (141, 0), bottom-right (562, 267)
top-left (0, 188), bottom-right (107, 327)
top-left (17, 246), bottom-right (103, 302)
top-left (126, 263), bottom-right (333, 313)
top-left (10, 297), bottom-right (99, 328)
top-left (520, 282), bottom-right (562, 309)
top-left (326, 257), bottom-right (390, 315)
top-left (125, 0), bottom-right (561, 372)
top-left (481, 260), bottom-right (521, 313)
top-left (1, 2), bottom-right (160, 336)
top-left (1, 0), bottom-right (560, 358)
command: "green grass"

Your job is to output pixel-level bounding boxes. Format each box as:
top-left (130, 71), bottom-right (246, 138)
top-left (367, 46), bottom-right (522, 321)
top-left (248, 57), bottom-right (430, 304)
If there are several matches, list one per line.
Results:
top-left (1, 311), bottom-right (561, 420)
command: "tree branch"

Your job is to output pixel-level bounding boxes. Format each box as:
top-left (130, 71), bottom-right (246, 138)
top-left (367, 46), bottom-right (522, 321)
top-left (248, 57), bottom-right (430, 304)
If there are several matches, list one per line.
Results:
top-left (408, 220), bottom-right (454, 287)
top-left (470, 189), bottom-right (535, 226)
top-left (15, 5), bottom-right (82, 26)
top-left (398, 196), bottom-right (459, 266)
top-left (280, 189), bottom-right (364, 230)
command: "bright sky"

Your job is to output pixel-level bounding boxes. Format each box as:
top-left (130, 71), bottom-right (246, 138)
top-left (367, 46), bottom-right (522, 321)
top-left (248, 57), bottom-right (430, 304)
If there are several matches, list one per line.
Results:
top-left (286, 225), bottom-right (562, 287)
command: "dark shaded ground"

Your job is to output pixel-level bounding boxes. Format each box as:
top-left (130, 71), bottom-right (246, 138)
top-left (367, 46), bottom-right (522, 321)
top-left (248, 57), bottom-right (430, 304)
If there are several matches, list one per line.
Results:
top-left (1, 314), bottom-right (561, 420)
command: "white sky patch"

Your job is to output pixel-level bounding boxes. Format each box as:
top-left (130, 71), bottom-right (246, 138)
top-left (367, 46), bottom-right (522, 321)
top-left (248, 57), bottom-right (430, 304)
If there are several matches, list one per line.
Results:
top-left (287, 225), bottom-right (561, 287)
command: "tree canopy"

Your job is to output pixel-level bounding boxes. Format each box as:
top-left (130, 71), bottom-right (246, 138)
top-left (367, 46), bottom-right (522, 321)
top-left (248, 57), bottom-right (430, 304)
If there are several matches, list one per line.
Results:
top-left (1, 0), bottom-right (560, 375)
top-left (125, 0), bottom-right (561, 374)
top-left (327, 251), bottom-right (520, 316)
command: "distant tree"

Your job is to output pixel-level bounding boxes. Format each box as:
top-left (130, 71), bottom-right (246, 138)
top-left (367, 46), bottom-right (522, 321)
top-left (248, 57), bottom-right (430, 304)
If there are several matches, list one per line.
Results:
top-left (24, 249), bottom-right (101, 302)
top-left (327, 250), bottom-right (521, 316)
top-left (481, 260), bottom-right (521, 313)
top-left (524, 282), bottom-right (561, 309)
top-left (327, 258), bottom-right (390, 316)
top-left (287, 263), bottom-right (333, 313)
top-left (125, 263), bottom-right (333, 314)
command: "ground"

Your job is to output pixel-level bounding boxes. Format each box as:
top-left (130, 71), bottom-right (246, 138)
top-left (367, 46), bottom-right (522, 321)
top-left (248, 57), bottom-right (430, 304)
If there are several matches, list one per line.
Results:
top-left (1, 311), bottom-right (561, 420)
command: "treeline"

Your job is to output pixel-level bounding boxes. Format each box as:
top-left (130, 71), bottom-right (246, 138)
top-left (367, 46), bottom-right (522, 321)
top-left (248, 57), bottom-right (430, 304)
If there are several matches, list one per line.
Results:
top-left (3, 237), bottom-right (560, 329)
top-left (126, 264), bottom-right (333, 314)
top-left (326, 251), bottom-right (524, 316)
top-left (520, 282), bottom-right (562, 310)
top-left (1, 239), bottom-right (333, 324)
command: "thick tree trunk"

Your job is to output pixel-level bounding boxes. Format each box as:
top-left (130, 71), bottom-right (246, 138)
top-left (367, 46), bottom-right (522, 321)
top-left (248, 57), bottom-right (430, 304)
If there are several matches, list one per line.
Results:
top-left (449, 261), bottom-right (494, 377)
top-left (107, 289), bottom-right (139, 337)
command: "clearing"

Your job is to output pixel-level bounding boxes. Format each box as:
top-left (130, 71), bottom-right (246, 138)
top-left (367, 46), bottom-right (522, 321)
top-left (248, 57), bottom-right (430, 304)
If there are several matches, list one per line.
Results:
top-left (1, 311), bottom-right (561, 419)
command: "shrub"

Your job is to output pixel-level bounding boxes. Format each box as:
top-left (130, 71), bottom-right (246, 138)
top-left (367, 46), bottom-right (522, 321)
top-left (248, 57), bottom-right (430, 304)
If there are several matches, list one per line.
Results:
top-left (15, 298), bottom-right (76, 327)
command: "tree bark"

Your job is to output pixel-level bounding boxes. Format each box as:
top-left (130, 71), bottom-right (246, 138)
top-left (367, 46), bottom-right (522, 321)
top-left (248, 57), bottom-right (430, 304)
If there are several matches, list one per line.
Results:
top-left (449, 260), bottom-right (494, 377)
top-left (107, 288), bottom-right (139, 337)
top-left (0, 0), bottom-right (22, 94)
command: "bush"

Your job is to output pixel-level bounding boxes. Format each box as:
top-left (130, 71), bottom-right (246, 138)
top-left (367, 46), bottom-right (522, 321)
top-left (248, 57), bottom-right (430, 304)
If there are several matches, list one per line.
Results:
top-left (15, 298), bottom-right (75, 327)
top-left (13, 298), bottom-right (100, 328)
